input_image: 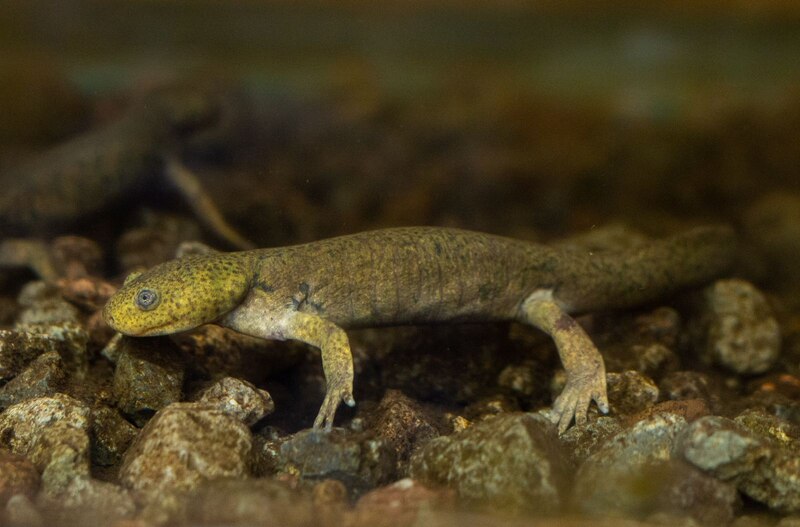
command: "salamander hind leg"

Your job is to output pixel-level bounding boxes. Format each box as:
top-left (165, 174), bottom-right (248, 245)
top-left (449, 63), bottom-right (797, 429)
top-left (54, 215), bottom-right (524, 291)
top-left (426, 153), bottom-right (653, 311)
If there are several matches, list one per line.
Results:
top-left (520, 290), bottom-right (609, 433)
top-left (284, 312), bottom-right (356, 431)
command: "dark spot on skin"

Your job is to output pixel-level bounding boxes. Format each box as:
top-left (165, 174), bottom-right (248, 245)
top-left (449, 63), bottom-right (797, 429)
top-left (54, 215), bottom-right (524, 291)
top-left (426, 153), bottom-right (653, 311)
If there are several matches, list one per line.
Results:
top-left (554, 314), bottom-right (578, 331)
top-left (478, 283), bottom-right (494, 301)
top-left (257, 282), bottom-right (275, 293)
top-left (291, 282), bottom-right (325, 313)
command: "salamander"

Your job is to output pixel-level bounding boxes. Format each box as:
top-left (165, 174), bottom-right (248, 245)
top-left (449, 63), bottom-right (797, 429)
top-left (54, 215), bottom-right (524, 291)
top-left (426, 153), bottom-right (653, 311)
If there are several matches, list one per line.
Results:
top-left (0, 86), bottom-right (254, 258)
top-left (102, 226), bottom-right (736, 432)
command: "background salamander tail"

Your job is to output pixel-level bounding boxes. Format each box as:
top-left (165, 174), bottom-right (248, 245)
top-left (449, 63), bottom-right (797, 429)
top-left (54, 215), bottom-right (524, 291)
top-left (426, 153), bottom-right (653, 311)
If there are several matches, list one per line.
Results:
top-left (555, 225), bottom-right (737, 313)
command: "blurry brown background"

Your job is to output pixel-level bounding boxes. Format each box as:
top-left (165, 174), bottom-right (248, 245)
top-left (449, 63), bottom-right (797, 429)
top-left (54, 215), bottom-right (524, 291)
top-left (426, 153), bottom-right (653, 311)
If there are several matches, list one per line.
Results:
top-left (2, 0), bottom-right (799, 246)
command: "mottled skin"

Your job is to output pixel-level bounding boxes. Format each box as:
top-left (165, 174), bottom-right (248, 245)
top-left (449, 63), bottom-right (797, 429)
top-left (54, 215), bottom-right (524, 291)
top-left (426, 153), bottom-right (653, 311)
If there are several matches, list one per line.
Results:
top-left (103, 226), bottom-right (736, 432)
top-left (0, 87), bottom-right (253, 271)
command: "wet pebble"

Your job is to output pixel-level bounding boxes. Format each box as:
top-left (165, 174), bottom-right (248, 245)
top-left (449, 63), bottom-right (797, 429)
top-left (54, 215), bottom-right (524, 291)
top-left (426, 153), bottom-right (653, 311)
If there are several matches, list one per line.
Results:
top-left (409, 413), bottom-right (567, 513)
top-left (572, 412), bottom-right (708, 516)
top-left (119, 402), bottom-right (252, 501)
top-left (90, 405), bottom-right (138, 466)
top-left (659, 370), bottom-right (718, 404)
top-left (366, 390), bottom-right (441, 475)
top-left (0, 394), bottom-right (92, 496)
top-left (694, 279), bottom-right (780, 375)
top-left (680, 415), bottom-right (768, 480)
top-left (58, 276), bottom-right (117, 312)
top-left (195, 376), bottom-right (274, 426)
top-left (0, 352), bottom-right (66, 409)
top-left (0, 330), bottom-right (61, 381)
top-left (559, 416), bottom-right (623, 466)
top-left (275, 428), bottom-right (396, 490)
top-left (572, 413), bottom-right (689, 515)
top-left (112, 338), bottom-right (185, 426)
top-left (170, 324), bottom-right (302, 383)
top-left (605, 370), bottom-right (660, 416)
top-left (0, 393), bottom-right (89, 466)
top-left (680, 414), bottom-right (800, 512)
top-left (12, 282), bottom-right (90, 376)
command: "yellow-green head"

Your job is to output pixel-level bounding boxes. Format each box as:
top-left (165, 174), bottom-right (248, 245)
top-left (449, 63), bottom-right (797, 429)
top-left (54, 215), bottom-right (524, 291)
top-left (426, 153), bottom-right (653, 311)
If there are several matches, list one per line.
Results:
top-left (103, 253), bottom-right (253, 336)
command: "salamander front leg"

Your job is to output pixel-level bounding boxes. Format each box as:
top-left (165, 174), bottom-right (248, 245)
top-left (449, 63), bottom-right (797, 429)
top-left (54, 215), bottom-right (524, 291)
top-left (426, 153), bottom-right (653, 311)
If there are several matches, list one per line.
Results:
top-left (520, 290), bottom-right (609, 433)
top-left (285, 312), bottom-right (356, 431)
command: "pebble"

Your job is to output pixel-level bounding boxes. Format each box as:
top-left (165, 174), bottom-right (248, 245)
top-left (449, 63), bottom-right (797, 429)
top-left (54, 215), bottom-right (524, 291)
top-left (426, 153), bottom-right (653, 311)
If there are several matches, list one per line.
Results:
top-left (572, 412), bottom-right (689, 516)
top-left (0, 352), bottom-right (65, 409)
top-left (112, 338), bottom-right (185, 426)
top-left (119, 402), bottom-right (252, 501)
top-left (195, 376), bottom-right (274, 426)
top-left (409, 413), bottom-right (567, 513)
top-left (694, 279), bottom-right (780, 375)
top-left (276, 428), bottom-right (396, 490)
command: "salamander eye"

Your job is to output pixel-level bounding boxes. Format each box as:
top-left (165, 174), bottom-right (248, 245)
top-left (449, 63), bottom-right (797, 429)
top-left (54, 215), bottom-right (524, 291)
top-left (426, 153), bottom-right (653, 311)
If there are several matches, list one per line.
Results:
top-left (135, 289), bottom-right (159, 310)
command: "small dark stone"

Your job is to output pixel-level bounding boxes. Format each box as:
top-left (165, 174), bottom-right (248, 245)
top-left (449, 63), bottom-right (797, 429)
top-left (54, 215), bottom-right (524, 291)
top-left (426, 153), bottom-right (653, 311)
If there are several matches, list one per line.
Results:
top-left (112, 337), bottom-right (185, 426)
top-left (0, 352), bottom-right (66, 409)
top-left (194, 376), bottom-right (274, 426)
top-left (90, 405), bottom-right (138, 466)
top-left (606, 370), bottom-right (660, 416)
top-left (365, 390), bottom-right (442, 476)
top-left (277, 428), bottom-right (396, 491)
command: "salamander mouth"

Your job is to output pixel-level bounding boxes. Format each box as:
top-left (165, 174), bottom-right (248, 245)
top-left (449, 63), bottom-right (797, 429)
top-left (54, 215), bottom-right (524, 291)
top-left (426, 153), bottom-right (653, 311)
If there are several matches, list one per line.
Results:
top-left (104, 310), bottom-right (173, 337)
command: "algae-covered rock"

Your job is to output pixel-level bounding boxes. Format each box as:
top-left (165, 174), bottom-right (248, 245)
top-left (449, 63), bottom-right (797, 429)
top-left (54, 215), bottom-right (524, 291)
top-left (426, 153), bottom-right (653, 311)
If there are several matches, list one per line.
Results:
top-left (409, 413), bottom-right (567, 513)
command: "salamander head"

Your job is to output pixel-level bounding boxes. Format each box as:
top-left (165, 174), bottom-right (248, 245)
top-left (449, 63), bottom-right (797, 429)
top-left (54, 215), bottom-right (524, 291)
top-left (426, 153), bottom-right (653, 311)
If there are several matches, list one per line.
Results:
top-left (103, 254), bottom-right (252, 336)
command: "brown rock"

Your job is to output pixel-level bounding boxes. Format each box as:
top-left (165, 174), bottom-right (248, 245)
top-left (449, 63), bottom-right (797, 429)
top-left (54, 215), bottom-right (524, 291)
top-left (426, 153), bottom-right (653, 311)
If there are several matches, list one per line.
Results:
top-left (0, 451), bottom-right (40, 505)
top-left (112, 337), bottom-right (185, 426)
top-left (195, 376), bottom-right (274, 426)
top-left (119, 402), bottom-right (252, 501)
top-left (350, 478), bottom-right (456, 527)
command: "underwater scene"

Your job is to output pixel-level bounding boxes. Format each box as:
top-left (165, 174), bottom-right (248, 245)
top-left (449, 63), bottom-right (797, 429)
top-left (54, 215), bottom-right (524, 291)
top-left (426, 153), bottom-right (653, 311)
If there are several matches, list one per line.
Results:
top-left (1, 2), bottom-right (800, 526)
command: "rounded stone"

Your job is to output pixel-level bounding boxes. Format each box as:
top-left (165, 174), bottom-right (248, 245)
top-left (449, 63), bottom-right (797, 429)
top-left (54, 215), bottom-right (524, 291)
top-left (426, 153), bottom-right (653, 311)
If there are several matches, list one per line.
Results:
top-left (119, 402), bottom-right (252, 500)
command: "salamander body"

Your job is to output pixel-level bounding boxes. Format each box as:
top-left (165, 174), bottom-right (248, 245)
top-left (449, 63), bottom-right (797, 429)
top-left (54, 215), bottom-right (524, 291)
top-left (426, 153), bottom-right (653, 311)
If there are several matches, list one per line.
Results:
top-left (103, 226), bottom-right (736, 431)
